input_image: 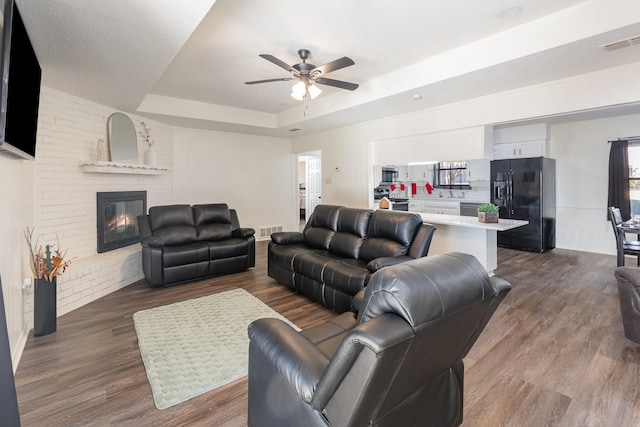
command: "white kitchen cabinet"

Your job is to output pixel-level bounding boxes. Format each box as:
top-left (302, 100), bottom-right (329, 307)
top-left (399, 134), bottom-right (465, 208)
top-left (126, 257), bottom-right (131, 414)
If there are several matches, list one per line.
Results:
top-left (396, 165), bottom-right (410, 181)
top-left (493, 140), bottom-right (545, 160)
top-left (422, 200), bottom-right (460, 215)
top-left (409, 164), bottom-right (431, 181)
top-left (408, 200), bottom-right (421, 212)
top-left (466, 159), bottom-right (490, 181)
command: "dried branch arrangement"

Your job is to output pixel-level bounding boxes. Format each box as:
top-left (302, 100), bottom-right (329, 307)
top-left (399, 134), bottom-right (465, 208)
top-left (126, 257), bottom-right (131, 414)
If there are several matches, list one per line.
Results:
top-left (24, 227), bottom-right (73, 281)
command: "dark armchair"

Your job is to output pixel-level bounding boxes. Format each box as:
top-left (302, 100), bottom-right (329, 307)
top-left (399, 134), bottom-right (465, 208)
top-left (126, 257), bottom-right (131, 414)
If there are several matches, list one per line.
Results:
top-left (247, 252), bottom-right (511, 427)
top-left (614, 266), bottom-right (640, 344)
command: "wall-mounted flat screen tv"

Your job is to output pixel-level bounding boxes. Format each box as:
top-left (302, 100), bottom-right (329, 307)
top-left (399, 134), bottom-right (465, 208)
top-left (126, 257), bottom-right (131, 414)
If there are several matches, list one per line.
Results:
top-left (0, 0), bottom-right (42, 160)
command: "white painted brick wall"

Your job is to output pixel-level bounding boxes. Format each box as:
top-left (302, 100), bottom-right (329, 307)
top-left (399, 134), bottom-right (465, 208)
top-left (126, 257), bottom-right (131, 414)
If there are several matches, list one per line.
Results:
top-left (27, 87), bottom-right (174, 321)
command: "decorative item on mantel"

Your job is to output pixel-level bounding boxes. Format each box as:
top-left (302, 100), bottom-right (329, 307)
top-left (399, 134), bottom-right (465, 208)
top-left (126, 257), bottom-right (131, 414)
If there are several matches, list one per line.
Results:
top-left (477, 203), bottom-right (500, 223)
top-left (140, 121), bottom-right (156, 167)
top-left (96, 138), bottom-right (109, 161)
top-left (24, 227), bottom-right (74, 337)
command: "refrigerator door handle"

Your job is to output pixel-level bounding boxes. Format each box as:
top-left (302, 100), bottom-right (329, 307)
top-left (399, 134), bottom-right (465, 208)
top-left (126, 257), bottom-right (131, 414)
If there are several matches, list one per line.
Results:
top-left (508, 170), bottom-right (514, 215)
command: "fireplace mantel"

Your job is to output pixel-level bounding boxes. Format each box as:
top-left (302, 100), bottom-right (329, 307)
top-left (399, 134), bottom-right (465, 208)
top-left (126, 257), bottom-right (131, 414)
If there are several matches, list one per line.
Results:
top-left (79, 161), bottom-right (168, 175)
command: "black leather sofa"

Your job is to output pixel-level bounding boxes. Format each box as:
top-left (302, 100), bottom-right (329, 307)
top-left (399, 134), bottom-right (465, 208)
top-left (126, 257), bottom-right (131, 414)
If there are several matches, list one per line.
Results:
top-left (137, 203), bottom-right (255, 287)
top-left (268, 204), bottom-right (436, 312)
top-left (248, 252), bottom-right (512, 426)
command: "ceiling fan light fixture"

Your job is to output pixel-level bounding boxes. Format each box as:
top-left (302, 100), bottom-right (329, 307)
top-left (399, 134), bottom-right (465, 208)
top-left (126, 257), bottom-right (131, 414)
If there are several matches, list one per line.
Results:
top-left (308, 84), bottom-right (322, 99)
top-left (291, 81), bottom-right (307, 100)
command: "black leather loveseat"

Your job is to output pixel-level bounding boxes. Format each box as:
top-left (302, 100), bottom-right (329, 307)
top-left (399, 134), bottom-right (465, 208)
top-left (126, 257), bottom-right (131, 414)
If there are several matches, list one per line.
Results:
top-left (137, 203), bottom-right (255, 287)
top-left (268, 204), bottom-right (436, 312)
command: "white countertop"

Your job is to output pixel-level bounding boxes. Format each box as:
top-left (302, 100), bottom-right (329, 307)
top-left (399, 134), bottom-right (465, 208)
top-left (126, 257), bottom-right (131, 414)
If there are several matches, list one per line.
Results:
top-left (417, 212), bottom-right (528, 231)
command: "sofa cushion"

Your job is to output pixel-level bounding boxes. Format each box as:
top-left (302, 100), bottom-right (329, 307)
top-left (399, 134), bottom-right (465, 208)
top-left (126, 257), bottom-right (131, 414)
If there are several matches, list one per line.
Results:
top-left (149, 205), bottom-right (195, 229)
top-left (303, 205), bottom-right (342, 250)
top-left (193, 203), bottom-right (231, 225)
top-left (359, 210), bottom-right (422, 261)
top-left (322, 259), bottom-right (370, 295)
top-left (328, 208), bottom-right (371, 259)
top-left (149, 205), bottom-right (198, 245)
top-left (366, 210), bottom-right (422, 245)
top-left (293, 251), bottom-right (345, 282)
top-left (306, 204), bottom-right (342, 230)
top-left (162, 242), bottom-right (210, 267)
top-left (207, 237), bottom-right (248, 259)
top-left (198, 224), bottom-right (233, 241)
top-left (304, 228), bottom-right (336, 250)
top-left (193, 204), bottom-right (233, 241)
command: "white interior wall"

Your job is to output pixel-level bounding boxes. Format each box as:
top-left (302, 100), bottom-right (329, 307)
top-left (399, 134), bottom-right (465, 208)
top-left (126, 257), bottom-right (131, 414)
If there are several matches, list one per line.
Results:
top-left (172, 127), bottom-right (297, 235)
top-left (550, 113), bottom-right (640, 255)
top-left (0, 155), bottom-right (33, 368)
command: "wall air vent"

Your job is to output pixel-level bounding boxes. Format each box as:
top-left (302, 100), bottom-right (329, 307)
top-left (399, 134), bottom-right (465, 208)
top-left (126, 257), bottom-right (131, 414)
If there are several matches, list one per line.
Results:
top-left (600, 35), bottom-right (640, 52)
top-left (258, 225), bottom-right (283, 240)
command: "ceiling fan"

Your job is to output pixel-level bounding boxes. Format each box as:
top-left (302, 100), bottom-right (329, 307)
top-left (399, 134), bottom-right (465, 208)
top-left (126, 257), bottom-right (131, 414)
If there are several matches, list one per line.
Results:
top-left (245, 49), bottom-right (359, 101)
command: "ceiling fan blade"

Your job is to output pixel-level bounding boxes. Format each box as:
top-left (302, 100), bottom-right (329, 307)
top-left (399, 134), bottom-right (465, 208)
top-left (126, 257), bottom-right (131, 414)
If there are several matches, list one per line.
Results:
top-left (259, 54), bottom-right (296, 73)
top-left (315, 77), bottom-right (359, 91)
top-left (245, 77), bottom-right (296, 85)
top-left (314, 57), bottom-right (355, 75)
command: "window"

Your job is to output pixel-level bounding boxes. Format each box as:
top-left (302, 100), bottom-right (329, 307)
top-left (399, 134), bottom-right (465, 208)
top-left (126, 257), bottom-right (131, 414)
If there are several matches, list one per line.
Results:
top-left (434, 161), bottom-right (471, 189)
top-left (629, 144), bottom-right (640, 215)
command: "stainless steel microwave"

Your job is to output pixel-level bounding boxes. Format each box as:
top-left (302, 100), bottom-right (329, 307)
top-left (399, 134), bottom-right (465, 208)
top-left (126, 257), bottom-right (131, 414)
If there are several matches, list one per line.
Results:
top-left (381, 167), bottom-right (398, 183)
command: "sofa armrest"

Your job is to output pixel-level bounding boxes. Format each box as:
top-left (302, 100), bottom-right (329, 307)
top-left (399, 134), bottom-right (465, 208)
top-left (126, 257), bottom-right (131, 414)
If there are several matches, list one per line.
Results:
top-left (137, 214), bottom-right (152, 239)
top-left (248, 318), bottom-right (329, 402)
top-left (271, 231), bottom-right (304, 245)
top-left (351, 289), bottom-right (366, 313)
top-left (367, 255), bottom-right (413, 273)
top-left (141, 236), bottom-right (165, 248)
top-left (408, 223), bottom-right (437, 259)
top-left (233, 227), bottom-right (255, 238)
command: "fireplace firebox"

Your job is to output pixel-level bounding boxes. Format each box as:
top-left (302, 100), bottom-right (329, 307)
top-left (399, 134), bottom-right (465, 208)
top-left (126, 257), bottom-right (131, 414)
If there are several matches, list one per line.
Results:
top-left (97, 191), bottom-right (147, 253)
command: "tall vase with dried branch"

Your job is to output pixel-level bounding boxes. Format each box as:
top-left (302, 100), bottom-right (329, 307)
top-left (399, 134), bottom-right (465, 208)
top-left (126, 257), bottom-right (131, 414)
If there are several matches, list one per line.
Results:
top-left (140, 121), bottom-right (156, 167)
top-left (24, 227), bottom-right (73, 336)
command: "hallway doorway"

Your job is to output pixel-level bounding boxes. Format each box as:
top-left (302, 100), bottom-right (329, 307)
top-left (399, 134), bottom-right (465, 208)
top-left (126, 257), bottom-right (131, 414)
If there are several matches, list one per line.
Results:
top-left (297, 152), bottom-right (321, 226)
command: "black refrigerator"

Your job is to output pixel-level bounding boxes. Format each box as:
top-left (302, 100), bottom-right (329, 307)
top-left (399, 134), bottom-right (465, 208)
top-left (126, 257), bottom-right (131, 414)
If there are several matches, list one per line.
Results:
top-left (491, 157), bottom-right (556, 252)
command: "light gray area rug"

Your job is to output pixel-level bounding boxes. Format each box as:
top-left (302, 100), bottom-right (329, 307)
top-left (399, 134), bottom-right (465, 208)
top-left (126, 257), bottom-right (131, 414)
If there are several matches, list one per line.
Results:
top-left (133, 288), bottom-right (298, 409)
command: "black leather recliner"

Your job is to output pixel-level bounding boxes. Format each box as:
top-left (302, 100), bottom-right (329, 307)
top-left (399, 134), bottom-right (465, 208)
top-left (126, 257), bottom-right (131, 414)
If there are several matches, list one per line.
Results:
top-left (248, 252), bottom-right (511, 427)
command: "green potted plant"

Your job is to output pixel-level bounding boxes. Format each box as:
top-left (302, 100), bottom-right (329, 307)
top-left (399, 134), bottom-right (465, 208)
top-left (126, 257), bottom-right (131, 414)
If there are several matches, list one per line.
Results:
top-left (477, 203), bottom-right (499, 223)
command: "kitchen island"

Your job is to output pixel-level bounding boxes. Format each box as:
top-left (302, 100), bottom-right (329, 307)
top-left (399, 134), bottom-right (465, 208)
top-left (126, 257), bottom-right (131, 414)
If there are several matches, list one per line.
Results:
top-left (416, 213), bottom-right (528, 274)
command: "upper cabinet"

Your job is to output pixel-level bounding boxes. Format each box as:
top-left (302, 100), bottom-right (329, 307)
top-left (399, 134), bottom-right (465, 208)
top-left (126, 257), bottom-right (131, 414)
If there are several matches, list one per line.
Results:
top-left (397, 165), bottom-right (410, 181)
top-left (466, 159), bottom-right (490, 181)
top-left (493, 140), bottom-right (546, 159)
top-left (492, 123), bottom-right (549, 160)
top-left (409, 164), bottom-right (431, 181)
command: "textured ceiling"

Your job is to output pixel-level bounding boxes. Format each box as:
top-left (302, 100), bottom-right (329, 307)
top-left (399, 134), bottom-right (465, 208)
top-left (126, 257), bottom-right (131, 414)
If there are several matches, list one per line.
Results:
top-left (16, 0), bottom-right (640, 137)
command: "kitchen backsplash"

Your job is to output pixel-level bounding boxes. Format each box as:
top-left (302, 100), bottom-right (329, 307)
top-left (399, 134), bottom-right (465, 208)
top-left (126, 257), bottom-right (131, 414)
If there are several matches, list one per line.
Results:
top-left (387, 182), bottom-right (490, 202)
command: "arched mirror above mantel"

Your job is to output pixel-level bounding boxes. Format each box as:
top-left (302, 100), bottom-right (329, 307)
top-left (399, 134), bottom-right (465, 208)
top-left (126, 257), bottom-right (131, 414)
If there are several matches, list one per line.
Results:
top-left (107, 112), bottom-right (138, 164)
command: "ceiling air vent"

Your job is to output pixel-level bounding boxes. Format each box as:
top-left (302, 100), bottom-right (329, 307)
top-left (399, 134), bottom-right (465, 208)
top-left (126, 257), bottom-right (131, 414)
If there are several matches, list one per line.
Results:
top-left (288, 128), bottom-right (301, 132)
top-left (601, 35), bottom-right (640, 52)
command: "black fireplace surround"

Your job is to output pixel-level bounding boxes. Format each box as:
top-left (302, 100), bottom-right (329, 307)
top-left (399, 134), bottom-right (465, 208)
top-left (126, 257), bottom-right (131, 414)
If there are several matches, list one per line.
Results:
top-left (97, 191), bottom-right (147, 253)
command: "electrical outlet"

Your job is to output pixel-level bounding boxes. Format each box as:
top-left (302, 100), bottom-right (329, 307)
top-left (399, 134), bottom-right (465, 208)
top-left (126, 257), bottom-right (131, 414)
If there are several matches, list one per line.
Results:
top-left (22, 277), bottom-right (32, 292)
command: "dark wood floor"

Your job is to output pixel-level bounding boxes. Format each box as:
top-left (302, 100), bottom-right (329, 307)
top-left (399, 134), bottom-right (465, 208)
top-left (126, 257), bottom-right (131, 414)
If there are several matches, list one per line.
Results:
top-left (14, 242), bottom-right (640, 426)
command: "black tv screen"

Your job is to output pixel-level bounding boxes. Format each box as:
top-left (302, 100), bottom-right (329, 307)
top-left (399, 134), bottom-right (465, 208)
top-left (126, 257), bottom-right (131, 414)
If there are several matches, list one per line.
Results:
top-left (0, 0), bottom-right (42, 160)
